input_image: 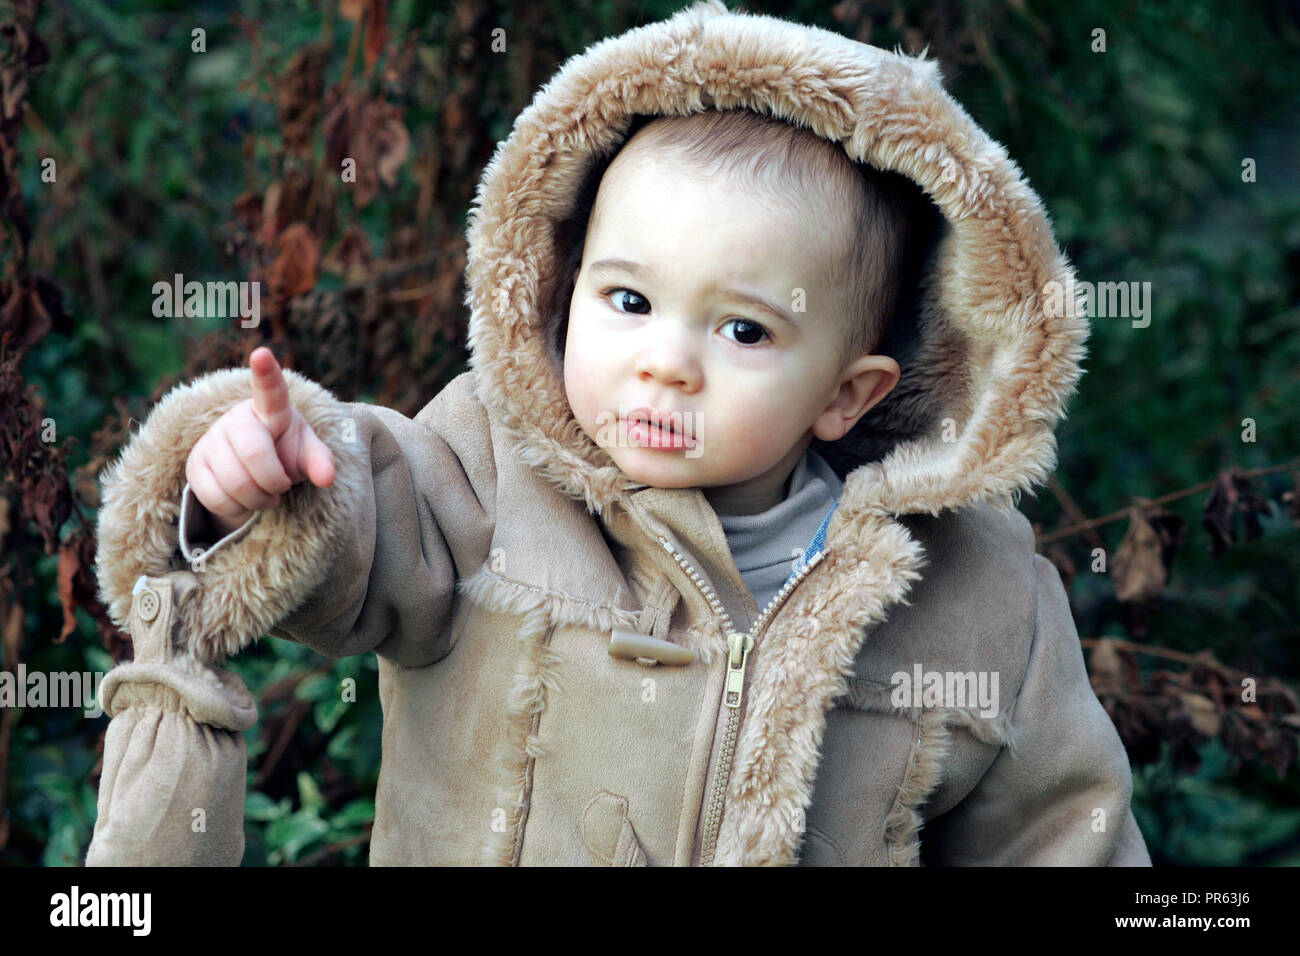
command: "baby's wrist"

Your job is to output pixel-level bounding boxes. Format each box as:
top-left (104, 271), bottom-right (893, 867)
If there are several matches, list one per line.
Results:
top-left (206, 505), bottom-right (252, 538)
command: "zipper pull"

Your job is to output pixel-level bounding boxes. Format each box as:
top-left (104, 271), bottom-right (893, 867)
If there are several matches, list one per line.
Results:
top-left (724, 632), bottom-right (754, 709)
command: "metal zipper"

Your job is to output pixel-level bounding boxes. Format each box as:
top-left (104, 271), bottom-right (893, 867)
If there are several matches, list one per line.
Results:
top-left (656, 534), bottom-right (826, 865)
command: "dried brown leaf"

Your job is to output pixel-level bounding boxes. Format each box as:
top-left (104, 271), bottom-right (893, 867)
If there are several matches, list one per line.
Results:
top-left (278, 44), bottom-right (328, 156)
top-left (1203, 469), bottom-right (1238, 556)
top-left (1088, 637), bottom-right (1140, 696)
top-left (1112, 509), bottom-right (1166, 603)
top-left (1201, 468), bottom-right (1271, 557)
top-left (323, 222), bottom-right (374, 279)
top-left (1, 592), bottom-right (21, 670)
top-left (1176, 690), bottom-right (1222, 738)
top-left (1258, 724), bottom-right (1297, 777)
top-left (0, 280), bottom-right (52, 355)
top-left (364, 0), bottom-right (390, 72)
top-left (258, 181), bottom-right (284, 249)
top-left (374, 107), bottom-right (409, 189)
top-left (56, 540), bottom-right (79, 643)
top-left (268, 223), bottom-right (320, 299)
top-left (1104, 695), bottom-right (1164, 766)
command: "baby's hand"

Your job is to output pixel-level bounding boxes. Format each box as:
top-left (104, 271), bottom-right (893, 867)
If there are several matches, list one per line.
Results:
top-left (185, 347), bottom-right (336, 538)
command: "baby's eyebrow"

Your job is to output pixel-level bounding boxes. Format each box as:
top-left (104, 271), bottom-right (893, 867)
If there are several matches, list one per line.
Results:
top-left (588, 258), bottom-right (652, 280)
top-left (587, 258), bottom-right (798, 328)
top-left (717, 286), bottom-right (799, 329)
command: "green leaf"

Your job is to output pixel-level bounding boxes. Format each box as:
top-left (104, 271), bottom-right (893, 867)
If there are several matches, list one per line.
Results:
top-left (295, 674), bottom-right (336, 702)
top-left (245, 791), bottom-right (289, 822)
top-left (314, 695), bottom-right (350, 733)
top-left (267, 810), bottom-right (330, 864)
top-left (42, 807), bottom-right (87, 867)
top-left (331, 798), bottom-right (375, 829)
top-left (297, 771), bottom-right (325, 812)
top-left (325, 723), bottom-right (359, 762)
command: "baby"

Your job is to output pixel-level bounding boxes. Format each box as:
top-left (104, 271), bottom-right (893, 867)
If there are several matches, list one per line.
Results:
top-left (90, 0), bottom-right (1150, 867)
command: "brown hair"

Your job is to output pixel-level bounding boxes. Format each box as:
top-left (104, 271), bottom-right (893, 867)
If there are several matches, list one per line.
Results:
top-left (624, 109), bottom-right (933, 364)
top-left (547, 108), bottom-right (939, 369)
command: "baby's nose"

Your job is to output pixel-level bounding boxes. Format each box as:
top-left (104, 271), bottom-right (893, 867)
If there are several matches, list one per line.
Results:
top-left (634, 330), bottom-right (702, 386)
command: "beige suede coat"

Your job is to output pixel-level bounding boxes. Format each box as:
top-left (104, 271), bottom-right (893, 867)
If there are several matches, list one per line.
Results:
top-left (86, 0), bottom-right (1151, 866)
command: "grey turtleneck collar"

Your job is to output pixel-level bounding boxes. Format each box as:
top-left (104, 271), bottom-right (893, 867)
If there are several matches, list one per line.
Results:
top-left (714, 448), bottom-right (843, 616)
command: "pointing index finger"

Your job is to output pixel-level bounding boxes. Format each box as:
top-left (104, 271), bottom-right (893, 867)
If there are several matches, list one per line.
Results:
top-left (250, 347), bottom-right (292, 438)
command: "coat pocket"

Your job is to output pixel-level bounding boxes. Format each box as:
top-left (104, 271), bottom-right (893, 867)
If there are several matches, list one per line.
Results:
top-left (799, 825), bottom-right (849, 866)
top-left (581, 791), bottom-right (648, 866)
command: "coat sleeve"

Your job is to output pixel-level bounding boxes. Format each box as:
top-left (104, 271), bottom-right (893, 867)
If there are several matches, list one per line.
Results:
top-left (85, 571), bottom-right (258, 866)
top-left (919, 554), bottom-right (1153, 866)
top-left (94, 366), bottom-right (496, 666)
top-left (86, 367), bottom-right (495, 865)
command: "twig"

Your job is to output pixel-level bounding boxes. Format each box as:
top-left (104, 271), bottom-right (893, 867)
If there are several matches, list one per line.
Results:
top-left (1046, 474), bottom-right (1107, 551)
top-left (290, 826), bottom-right (373, 867)
top-left (253, 661), bottom-right (335, 790)
top-left (339, 0), bottom-right (366, 92)
top-left (338, 252), bottom-right (453, 295)
top-left (1080, 636), bottom-right (1201, 667)
top-left (0, 582), bottom-right (20, 852)
top-left (1082, 636), bottom-right (1286, 689)
top-left (1038, 458), bottom-right (1300, 545)
top-left (384, 281), bottom-right (441, 302)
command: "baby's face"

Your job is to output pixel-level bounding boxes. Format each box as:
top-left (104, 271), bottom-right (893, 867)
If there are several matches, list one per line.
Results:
top-left (563, 148), bottom-right (854, 497)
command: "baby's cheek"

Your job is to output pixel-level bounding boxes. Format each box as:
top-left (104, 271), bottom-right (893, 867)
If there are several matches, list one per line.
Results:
top-left (563, 345), bottom-right (603, 433)
top-left (706, 399), bottom-right (779, 454)
top-left (746, 395), bottom-right (809, 451)
top-left (734, 391), bottom-right (791, 432)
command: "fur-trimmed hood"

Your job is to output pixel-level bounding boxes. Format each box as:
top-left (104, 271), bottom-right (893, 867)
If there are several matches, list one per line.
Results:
top-left (463, 0), bottom-right (1087, 523)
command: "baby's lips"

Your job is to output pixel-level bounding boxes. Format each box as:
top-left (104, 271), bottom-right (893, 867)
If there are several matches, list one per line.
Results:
top-left (624, 409), bottom-right (699, 450)
top-left (625, 406), bottom-right (695, 437)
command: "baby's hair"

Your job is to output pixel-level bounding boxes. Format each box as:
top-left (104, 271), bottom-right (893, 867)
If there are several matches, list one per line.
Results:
top-left (546, 108), bottom-right (939, 371)
top-left (608, 108), bottom-right (932, 365)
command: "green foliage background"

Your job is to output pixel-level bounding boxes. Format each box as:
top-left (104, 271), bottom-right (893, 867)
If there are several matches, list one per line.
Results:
top-left (3, 0), bottom-right (1298, 866)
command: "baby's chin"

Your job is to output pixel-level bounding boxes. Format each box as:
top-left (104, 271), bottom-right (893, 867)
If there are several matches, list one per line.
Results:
top-left (604, 446), bottom-right (712, 488)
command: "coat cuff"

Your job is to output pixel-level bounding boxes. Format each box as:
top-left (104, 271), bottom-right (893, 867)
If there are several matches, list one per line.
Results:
top-left (94, 366), bottom-right (369, 663)
top-left (178, 481), bottom-right (258, 564)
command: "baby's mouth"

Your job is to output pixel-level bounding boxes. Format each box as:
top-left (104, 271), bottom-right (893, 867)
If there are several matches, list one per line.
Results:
top-left (623, 410), bottom-right (698, 450)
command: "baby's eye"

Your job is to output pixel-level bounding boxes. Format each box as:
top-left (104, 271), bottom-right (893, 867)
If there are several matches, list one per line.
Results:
top-left (721, 318), bottom-right (772, 347)
top-left (605, 288), bottom-right (651, 315)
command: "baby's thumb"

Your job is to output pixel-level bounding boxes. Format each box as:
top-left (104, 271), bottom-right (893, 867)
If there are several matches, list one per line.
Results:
top-left (298, 423), bottom-right (335, 488)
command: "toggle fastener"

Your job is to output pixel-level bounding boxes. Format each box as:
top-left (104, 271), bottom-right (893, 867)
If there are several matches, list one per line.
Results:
top-left (607, 627), bottom-right (696, 666)
top-left (133, 574), bottom-right (160, 622)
